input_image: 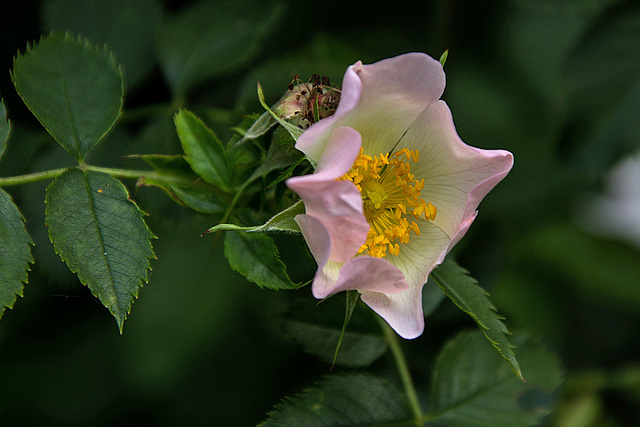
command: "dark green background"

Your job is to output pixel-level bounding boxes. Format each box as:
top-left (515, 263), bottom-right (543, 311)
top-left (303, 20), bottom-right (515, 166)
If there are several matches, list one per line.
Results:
top-left (1, 0), bottom-right (639, 425)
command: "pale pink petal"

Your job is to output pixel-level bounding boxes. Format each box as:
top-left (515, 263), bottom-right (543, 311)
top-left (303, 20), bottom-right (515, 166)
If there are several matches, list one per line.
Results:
top-left (287, 127), bottom-right (369, 262)
top-left (294, 214), bottom-right (340, 299)
top-left (330, 257), bottom-right (407, 295)
top-left (296, 53), bottom-right (445, 162)
top-left (386, 219), bottom-right (452, 289)
top-left (360, 287), bottom-right (424, 339)
top-left (402, 100), bottom-right (514, 239)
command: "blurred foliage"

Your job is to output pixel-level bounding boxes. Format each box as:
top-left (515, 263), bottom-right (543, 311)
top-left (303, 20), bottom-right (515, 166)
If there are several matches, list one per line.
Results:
top-left (0, 0), bottom-right (639, 425)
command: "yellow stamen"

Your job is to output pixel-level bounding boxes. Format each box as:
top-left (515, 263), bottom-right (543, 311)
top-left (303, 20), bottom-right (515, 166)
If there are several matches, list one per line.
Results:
top-left (338, 147), bottom-right (437, 257)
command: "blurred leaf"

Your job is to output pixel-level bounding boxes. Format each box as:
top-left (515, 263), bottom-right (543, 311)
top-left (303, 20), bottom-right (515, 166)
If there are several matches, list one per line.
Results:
top-left (430, 260), bottom-right (522, 379)
top-left (428, 331), bottom-right (564, 426)
top-left (45, 168), bottom-right (155, 331)
top-left (520, 224), bottom-right (640, 313)
top-left (42, 0), bottom-right (162, 90)
top-left (223, 231), bottom-right (297, 290)
top-left (280, 296), bottom-right (388, 368)
top-left (175, 109), bottom-right (232, 192)
top-left (156, 0), bottom-right (286, 98)
top-left (0, 188), bottom-right (34, 317)
top-left (11, 32), bottom-right (123, 161)
top-left (0, 99), bottom-right (10, 159)
top-left (208, 199), bottom-right (303, 234)
top-left (260, 373), bottom-right (413, 426)
top-left (564, 3), bottom-right (640, 171)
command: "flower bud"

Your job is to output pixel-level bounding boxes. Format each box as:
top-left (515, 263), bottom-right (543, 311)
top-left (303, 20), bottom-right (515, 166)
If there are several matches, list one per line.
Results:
top-left (272, 75), bottom-right (341, 129)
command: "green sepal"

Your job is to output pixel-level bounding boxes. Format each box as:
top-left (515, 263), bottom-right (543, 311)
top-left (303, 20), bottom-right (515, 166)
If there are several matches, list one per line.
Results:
top-left (439, 49), bottom-right (449, 66)
top-left (0, 188), bottom-right (34, 317)
top-left (257, 82), bottom-right (304, 142)
top-left (206, 199), bottom-right (303, 234)
top-left (430, 259), bottom-right (522, 380)
top-left (279, 296), bottom-right (388, 368)
top-left (11, 32), bottom-right (124, 161)
top-left (331, 290), bottom-right (360, 368)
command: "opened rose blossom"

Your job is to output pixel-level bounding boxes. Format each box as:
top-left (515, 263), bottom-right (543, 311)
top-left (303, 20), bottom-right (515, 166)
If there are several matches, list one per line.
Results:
top-left (286, 52), bottom-right (513, 339)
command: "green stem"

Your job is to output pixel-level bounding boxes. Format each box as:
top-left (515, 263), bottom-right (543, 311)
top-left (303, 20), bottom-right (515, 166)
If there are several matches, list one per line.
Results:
top-left (0, 168), bottom-right (68, 187)
top-left (0, 165), bottom-right (198, 188)
top-left (376, 315), bottom-right (423, 425)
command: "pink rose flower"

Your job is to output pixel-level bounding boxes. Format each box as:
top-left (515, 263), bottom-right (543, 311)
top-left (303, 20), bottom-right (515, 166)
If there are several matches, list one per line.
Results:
top-left (286, 53), bottom-right (513, 339)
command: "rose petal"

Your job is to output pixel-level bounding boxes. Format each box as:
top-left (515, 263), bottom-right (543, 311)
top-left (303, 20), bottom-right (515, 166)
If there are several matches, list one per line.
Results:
top-left (287, 127), bottom-right (369, 262)
top-left (402, 100), bottom-right (514, 238)
top-left (296, 53), bottom-right (445, 163)
top-left (360, 287), bottom-right (424, 339)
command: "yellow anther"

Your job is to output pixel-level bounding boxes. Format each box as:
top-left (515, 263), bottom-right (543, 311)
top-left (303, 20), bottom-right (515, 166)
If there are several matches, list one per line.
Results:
top-left (338, 147), bottom-right (437, 258)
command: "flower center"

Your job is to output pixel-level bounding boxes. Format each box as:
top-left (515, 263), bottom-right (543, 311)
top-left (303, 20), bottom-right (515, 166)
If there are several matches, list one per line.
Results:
top-left (339, 147), bottom-right (437, 257)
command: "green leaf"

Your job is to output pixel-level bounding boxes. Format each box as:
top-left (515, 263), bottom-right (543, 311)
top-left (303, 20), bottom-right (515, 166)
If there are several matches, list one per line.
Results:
top-left (428, 331), bottom-right (564, 426)
top-left (45, 168), bottom-right (155, 331)
top-left (132, 154), bottom-right (227, 215)
top-left (0, 99), bottom-right (10, 160)
top-left (207, 200), bottom-right (303, 234)
top-left (260, 374), bottom-right (414, 426)
top-left (42, 0), bottom-right (162, 90)
top-left (223, 231), bottom-right (297, 290)
top-left (156, 0), bottom-right (286, 98)
top-left (0, 188), bottom-right (34, 317)
top-left (280, 296), bottom-right (388, 368)
top-left (175, 110), bottom-right (232, 192)
top-left (11, 32), bottom-right (124, 161)
top-left (430, 260), bottom-right (522, 379)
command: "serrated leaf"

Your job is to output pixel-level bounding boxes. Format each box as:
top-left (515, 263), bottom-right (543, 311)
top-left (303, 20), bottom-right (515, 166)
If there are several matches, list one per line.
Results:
top-left (0, 99), bottom-right (10, 160)
top-left (223, 231), bottom-right (297, 290)
top-left (281, 296), bottom-right (388, 368)
top-left (175, 110), bottom-right (232, 192)
top-left (0, 188), bottom-right (34, 317)
top-left (260, 374), bottom-right (414, 427)
top-left (11, 32), bottom-right (123, 161)
top-left (207, 200), bottom-right (303, 234)
top-left (156, 0), bottom-right (286, 98)
top-left (427, 331), bottom-right (564, 427)
top-left (45, 168), bottom-right (155, 331)
top-left (42, 0), bottom-right (162, 90)
top-left (430, 260), bottom-right (521, 379)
